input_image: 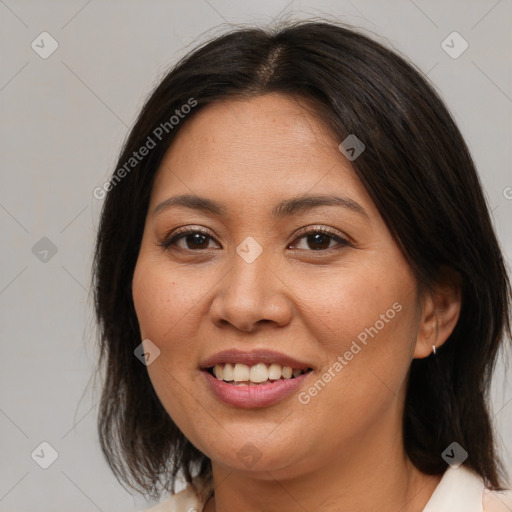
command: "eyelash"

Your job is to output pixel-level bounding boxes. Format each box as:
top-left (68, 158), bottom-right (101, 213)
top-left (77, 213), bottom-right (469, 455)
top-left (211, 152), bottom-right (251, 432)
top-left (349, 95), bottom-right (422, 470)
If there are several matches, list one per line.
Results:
top-left (158, 226), bottom-right (351, 253)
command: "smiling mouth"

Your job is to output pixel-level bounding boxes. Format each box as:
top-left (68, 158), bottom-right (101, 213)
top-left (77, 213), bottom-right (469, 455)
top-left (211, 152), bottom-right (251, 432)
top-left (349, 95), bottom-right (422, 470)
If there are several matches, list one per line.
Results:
top-left (205, 363), bottom-right (313, 385)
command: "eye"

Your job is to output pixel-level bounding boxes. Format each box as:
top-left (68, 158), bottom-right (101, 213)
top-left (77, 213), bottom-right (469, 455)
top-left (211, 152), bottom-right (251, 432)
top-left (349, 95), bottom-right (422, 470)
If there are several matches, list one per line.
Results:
top-left (159, 227), bottom-right (219, 251)
top-left (288, 226), bottom-right (350, 252)
top-left (158, 226), bottom-right (350, 252)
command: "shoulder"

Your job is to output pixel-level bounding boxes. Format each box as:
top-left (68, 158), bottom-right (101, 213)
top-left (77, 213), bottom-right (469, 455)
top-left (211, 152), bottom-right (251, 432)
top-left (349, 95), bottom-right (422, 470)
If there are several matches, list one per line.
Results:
top-left (483, 488), bottom-right (512, 511)
top-left (418, 466), bottom-right (510, 512)
top-left (139, 478), bottom-right (212, 512)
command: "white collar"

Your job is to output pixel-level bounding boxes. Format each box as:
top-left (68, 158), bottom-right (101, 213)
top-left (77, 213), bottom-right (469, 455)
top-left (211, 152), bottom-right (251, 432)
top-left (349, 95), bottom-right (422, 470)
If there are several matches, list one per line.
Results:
top-left (422, 466), bottom-right (485, 512)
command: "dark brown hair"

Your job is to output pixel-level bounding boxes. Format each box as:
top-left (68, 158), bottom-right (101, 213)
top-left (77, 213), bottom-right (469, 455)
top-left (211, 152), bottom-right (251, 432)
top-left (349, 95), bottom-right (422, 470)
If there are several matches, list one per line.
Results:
top-left (92, 19), bottom-right (512, 499)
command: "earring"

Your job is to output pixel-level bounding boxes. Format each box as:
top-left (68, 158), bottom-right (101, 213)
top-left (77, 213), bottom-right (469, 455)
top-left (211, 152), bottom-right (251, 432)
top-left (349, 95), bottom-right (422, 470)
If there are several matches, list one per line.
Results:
top-left (432, 345), bottom-right (437, 355)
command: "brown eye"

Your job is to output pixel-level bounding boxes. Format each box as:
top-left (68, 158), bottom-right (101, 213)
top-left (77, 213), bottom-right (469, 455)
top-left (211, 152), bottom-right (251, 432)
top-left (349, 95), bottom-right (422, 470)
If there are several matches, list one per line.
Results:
top-left (159, 226), bottom-right (350, 253)
top-left (160, 228), bottom-right (219, 251)
top-left (289, 227), bottom-right (350, 252)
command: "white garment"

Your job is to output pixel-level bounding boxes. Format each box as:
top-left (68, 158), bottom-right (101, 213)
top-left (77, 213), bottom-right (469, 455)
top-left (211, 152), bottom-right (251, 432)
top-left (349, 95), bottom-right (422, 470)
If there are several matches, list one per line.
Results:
top-left (141, 466), bottom-right (512, 512)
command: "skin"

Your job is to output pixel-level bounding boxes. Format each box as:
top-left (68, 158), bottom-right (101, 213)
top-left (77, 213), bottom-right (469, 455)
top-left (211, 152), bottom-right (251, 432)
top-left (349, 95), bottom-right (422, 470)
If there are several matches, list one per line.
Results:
top-left (131, 93), bottom-right (462, 512)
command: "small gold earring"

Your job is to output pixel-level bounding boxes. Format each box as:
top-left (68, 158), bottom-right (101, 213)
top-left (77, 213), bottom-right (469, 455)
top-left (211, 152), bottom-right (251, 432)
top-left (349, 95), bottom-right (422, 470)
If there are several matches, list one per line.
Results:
top-left (432, 345), bottom-right (437, 355)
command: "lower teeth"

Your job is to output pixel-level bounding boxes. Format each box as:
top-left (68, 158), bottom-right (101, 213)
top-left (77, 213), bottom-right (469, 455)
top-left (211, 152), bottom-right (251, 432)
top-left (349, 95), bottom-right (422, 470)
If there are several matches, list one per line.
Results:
top-left (232, 381), bottom-right (271, 385)
top-left (225, 378), bottom-right (287, 385)
top-left (208, 369), bottom-right (310, 384)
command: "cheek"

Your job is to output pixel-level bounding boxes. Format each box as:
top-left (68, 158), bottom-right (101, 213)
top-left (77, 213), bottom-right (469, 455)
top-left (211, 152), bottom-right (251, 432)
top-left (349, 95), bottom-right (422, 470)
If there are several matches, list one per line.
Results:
top-left (302, 260), bottom-right (418, 402)
top-left (132, 253), bottom-right (207, 393)
top-left (132, 253), bottom-right (198, 344)
top-left (296, 261), bottom-right (407, 349)
top-left (296, 298), bottom-right (417, 455)
top-left (132, 257), bottom-right (206, 442)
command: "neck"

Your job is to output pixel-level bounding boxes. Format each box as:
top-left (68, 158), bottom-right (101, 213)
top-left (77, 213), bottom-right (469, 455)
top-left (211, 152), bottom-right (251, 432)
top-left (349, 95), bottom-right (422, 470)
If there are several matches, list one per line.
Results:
top-left (203, 416), bottom-right (442, 512)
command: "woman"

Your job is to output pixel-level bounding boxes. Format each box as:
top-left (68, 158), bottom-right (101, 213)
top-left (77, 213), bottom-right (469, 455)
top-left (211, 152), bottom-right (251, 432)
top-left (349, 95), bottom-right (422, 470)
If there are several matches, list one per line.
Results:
top-left (92, 20), bottom-right (512, 511)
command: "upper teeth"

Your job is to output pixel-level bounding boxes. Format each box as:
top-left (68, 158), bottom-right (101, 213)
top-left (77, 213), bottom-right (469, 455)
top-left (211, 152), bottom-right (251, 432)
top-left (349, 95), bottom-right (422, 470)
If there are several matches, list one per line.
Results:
top-left (213, 363), bottom-right (306, 383)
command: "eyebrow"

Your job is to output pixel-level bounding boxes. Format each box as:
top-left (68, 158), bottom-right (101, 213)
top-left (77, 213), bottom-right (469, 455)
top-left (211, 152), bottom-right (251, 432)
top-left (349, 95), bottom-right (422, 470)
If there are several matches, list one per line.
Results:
top-left (152, 193), bottom-right (370, 220)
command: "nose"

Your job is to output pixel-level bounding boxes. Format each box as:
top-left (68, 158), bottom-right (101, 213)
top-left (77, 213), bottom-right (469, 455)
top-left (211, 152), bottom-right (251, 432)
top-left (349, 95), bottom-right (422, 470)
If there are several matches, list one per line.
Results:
top-left (209, 247), bottom-right (293, 333)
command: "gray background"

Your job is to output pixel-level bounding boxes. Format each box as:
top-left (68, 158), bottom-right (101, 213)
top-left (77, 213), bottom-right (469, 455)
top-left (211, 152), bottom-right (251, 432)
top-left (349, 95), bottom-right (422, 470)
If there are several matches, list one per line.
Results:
top-left (1, 0), bottom-right (511, 511)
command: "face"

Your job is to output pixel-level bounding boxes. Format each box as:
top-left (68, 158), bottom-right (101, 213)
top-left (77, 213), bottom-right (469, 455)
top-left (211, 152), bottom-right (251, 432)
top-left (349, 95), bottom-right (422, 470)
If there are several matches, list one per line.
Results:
top-left (132, 93), bottom-right (425, 480)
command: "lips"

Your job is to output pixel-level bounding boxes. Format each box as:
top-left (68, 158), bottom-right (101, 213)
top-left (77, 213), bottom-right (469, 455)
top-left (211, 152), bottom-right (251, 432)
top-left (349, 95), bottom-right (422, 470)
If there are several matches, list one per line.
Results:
top-left (202, 369), bottom-right (313, 408)
top-left (199, 348), bottom-right (313, 371)
top-left (199, 348), bottom-right (315, 408)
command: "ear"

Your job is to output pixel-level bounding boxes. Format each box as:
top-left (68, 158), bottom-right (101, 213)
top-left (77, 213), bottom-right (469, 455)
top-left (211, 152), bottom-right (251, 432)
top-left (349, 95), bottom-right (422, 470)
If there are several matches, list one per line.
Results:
top-left (413, 268), bottom-right (462, 359)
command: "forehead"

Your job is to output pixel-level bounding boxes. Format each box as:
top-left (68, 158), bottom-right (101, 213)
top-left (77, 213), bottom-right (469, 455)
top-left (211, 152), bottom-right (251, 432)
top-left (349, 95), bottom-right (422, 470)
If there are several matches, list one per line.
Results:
top-left (149, 94), bottom-right (374, 217)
